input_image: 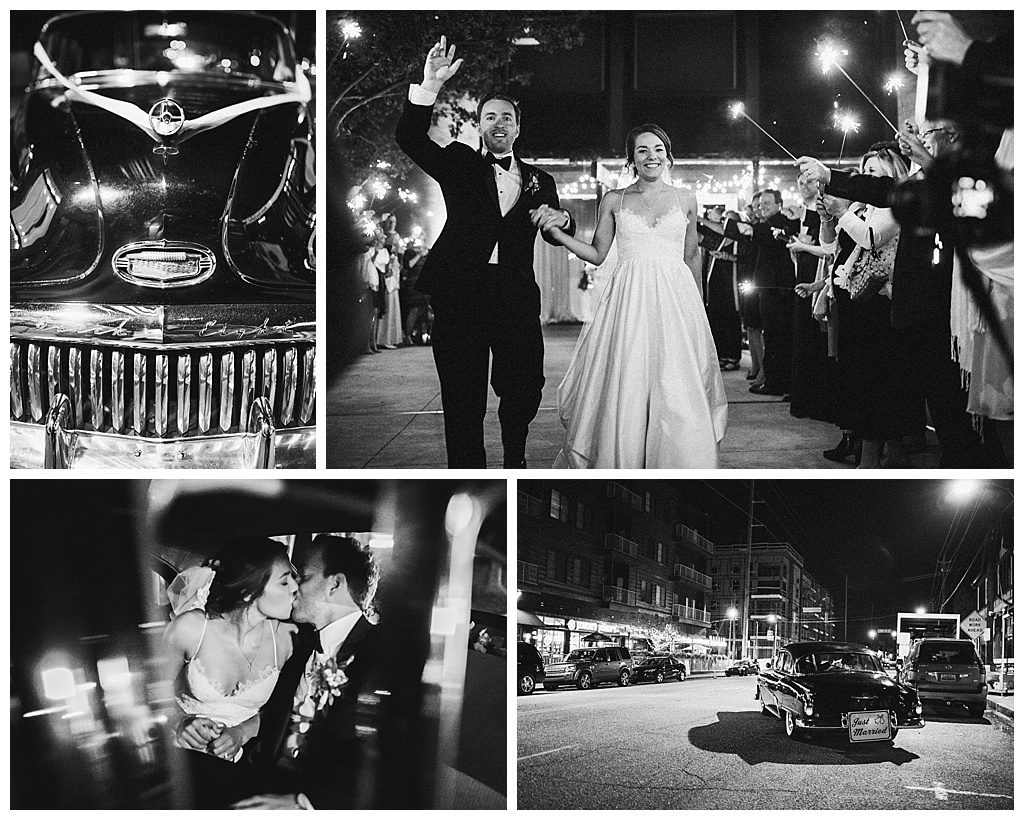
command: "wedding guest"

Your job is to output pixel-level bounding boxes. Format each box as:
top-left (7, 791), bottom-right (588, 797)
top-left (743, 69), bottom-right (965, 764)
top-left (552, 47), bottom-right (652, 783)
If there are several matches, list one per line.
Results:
top-left (817, 146), bottom-right (909, 468)
top-left (360, 238), bottom-right (382, 354)
top-left (697, 205), bottom-right (742, 370)
top-left (377, 224), bottom-right (404, 349)
top-left (401, 244), bottom-right (431, 345)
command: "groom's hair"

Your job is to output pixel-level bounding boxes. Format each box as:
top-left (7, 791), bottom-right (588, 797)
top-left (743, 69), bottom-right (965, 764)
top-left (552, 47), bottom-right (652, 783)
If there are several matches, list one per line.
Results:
top-left (311, 534), bottom-right (380, 613)
top-left (759, 189), bottom-right (782, 205)
top-left (476, 92), bottom-right (520, 125)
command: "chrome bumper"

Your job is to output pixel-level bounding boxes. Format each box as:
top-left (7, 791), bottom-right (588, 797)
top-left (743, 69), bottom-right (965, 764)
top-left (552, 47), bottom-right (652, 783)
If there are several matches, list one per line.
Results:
top-left (11, 418), bottom-right (315, 469)
top-left (796, 710), bottom-right (926, 731)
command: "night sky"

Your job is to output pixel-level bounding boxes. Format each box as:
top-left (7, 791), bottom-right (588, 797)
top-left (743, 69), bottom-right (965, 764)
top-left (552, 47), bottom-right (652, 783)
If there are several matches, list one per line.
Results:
top-left (680, 479), bottom-right (1012, 640)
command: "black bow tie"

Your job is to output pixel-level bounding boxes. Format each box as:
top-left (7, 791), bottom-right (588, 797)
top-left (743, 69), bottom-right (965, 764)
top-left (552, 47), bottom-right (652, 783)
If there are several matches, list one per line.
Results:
top-left (313, 630), bottom-right (324, 655)
top-left (486, 153), bottom-right (513, 171)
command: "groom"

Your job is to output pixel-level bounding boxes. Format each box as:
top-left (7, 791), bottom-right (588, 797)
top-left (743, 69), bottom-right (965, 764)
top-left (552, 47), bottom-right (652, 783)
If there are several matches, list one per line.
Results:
top-left (212, 535), bottom-right (379, 809)
top-left (395, 36), bottom-right (575, 468)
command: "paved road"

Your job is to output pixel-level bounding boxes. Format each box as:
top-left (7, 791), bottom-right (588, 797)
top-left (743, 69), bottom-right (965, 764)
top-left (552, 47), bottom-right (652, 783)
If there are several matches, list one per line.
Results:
top-left (517, 675), bottom-right (1013, 810)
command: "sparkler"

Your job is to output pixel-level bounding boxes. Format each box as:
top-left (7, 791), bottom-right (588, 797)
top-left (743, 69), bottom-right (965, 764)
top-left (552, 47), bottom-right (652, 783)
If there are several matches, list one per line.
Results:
top-left (884, 74), bottom-right (905, 95)
top-left (816, 41), bottom-right (899, 134)
top-left (895, 11), bottom-right (910, 43)
top-left (833, 111), bottom-right (860, 164)
top-left (728, 102), bottom-right (799, 162)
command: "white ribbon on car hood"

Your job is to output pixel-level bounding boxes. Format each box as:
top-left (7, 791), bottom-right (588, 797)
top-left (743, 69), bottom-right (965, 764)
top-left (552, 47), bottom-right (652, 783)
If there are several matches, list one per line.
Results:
top-left (33, 41), bottom-right (311, 145)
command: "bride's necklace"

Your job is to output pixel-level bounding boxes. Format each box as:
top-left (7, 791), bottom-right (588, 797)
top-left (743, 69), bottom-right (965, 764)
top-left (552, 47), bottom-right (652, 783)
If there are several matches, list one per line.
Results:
top-left (239, 622), bottom-right (265, 671)
top-left (637, 184), bottom-right (665, 211)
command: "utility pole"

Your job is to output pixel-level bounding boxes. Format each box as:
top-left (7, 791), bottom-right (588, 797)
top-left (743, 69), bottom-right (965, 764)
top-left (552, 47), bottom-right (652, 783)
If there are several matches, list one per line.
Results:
top-left (741, 479), bottom-right (755, 659)
top-left (844, 574), bottom-right (848, 641)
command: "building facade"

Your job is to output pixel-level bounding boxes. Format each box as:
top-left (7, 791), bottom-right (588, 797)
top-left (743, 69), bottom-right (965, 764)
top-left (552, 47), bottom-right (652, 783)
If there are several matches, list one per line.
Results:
top-left (517, 480), bottom-right (721, 665)
top-left (709, 543), bottom-right (835, 661)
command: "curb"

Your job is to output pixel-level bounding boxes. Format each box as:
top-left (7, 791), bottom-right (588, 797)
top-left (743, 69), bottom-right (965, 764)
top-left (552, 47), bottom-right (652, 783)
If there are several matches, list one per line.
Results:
top-left (987, 698), bottom-right (1014, 722)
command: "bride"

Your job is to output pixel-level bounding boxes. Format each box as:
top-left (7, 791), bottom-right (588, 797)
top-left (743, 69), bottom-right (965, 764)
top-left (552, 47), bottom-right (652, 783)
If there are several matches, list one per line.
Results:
top-left (164, 538), bottom-right (299, 807)
top-left (532, 124), bottom-right (727, 467)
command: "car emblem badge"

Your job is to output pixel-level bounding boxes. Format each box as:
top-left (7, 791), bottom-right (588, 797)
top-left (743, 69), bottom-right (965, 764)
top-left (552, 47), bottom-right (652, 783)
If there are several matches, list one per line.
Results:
top-left (150, 98), bottom-right (185, 137)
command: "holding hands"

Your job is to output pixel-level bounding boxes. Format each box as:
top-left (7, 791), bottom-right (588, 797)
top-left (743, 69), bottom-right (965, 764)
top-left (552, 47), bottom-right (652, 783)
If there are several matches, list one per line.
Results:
top-left (176, 715), bottom-right (248, 760)
top-left (530, 204), bottom-right (567, 238)
top-left (421, 36), bottom-right (464, 94)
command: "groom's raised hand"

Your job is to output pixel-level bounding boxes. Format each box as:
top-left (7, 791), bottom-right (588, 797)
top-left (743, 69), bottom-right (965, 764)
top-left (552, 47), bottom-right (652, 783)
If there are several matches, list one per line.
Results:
top-left (421, 35), bottom-right (464, 94)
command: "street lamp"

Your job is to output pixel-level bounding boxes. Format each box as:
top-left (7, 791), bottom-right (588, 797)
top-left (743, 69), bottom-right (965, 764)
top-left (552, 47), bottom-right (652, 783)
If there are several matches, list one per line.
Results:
top-left (767, 613), bottom-right (778, 657)
top-left (726, 607), bottom-right (739, 659)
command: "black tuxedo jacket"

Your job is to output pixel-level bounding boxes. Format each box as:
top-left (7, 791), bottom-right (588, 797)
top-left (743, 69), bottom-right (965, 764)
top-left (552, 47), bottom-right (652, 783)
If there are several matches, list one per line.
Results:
top-left (249, 616), bottom-right (379, 809)
top-left (395, 99), bottom-right (574, 303)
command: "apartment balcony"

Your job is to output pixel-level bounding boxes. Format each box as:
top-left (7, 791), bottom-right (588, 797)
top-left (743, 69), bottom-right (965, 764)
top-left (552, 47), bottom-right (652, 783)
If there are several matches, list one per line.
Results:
top-left (517, 491), bottom-right (545, 519)
top-left (606, 481), bottom-right (642, 510)
top-left (603, 585), bottom-right (637, 606)
top-left (673, 564), bottom-right (712, 588)
top-left (517, 561), bottom-right (541, 585)
top-left (675, 523), bottom-right (714, 552)
top-left (605, 532), bottom-right (639, 559)
top-left (673, 604), bottom-right (711, 625)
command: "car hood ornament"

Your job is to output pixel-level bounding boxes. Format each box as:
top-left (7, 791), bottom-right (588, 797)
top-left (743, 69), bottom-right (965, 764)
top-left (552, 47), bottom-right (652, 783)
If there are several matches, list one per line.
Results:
top-left (149, 98), bottom-right (185, 137)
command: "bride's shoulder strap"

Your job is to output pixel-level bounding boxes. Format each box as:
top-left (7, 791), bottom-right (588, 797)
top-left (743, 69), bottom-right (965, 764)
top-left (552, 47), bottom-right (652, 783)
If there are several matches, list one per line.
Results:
top-left (188, 614), bottom-right (209, 662)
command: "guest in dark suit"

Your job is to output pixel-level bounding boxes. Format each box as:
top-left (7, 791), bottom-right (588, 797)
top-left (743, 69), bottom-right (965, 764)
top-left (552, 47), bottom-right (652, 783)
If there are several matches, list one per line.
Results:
top-left (234, 535), bottom-right (380, 809)
top-left (700, 190), bottom-right (800, 396)
top-left (395, 36), bottom-right (575, 468)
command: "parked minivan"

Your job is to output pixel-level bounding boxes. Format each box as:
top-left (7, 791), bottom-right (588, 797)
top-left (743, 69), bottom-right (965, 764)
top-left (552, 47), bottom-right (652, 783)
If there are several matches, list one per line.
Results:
top-left (900, 638), bottom-right (988, 717)
top-left (542, 646), bottom-right (633, 690)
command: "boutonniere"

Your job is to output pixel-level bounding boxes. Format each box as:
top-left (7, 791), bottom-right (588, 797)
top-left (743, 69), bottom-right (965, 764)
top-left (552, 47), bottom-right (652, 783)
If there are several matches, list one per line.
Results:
top-left (524, 172), bottom-right (541, 197)
top-left (296, 654), bottom-right (353, 721)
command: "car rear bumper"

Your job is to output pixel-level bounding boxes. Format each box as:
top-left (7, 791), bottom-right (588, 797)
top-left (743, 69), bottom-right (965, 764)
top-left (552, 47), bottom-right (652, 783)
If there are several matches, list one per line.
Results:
top-left (915, 686), bottom-right (988, 705)
top-left (795, 710), bottom-right (926, 731)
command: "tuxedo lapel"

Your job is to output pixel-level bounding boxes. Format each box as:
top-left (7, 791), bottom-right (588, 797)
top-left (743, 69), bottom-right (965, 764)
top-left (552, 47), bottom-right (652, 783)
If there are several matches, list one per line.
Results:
top-left (480, 156), bottom-right (501, 214)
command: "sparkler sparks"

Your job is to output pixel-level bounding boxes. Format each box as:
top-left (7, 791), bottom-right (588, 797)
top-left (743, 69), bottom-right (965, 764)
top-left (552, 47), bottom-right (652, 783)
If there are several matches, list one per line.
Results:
top-left (884, 74), bottom-right (905, 95)
top-left (340, 20), bottom-right (362, 40)
top-left (816, 42), bottom-right (848, 74)
top-left (727, 101), bottom-right (798, 161)
top-left (835, 112), bottom-right (860, 134)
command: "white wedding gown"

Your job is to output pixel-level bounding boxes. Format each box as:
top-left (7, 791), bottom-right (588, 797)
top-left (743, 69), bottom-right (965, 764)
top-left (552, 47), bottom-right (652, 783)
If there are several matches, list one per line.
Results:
top-left (554, 200), bottom-right (728, 468)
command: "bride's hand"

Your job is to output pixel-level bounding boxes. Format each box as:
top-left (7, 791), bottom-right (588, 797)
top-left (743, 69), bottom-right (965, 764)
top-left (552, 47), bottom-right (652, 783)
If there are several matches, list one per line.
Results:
top-left (176, 716), bottom-right (223, 752)
top-left (208, 723), bottom-right (246, 760)
top-left (530, 205), bottom-right (565, 238)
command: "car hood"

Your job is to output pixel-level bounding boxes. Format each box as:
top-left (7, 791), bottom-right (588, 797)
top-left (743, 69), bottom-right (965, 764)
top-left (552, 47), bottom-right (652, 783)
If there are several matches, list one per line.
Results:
top-left (12, 83), bottom-right (312, 302)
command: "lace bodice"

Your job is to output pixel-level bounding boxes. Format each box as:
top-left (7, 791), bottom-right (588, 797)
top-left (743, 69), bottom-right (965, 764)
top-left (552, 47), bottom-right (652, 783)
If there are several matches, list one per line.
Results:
top-left (176, 617), bottom-right (281, 731)
top-left (615, 205), bottom-right (689, 263)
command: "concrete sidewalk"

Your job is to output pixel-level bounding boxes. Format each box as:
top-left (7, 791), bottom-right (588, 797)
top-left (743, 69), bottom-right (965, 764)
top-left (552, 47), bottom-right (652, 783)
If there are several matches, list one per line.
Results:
top-left (987, 693), bottom-right (1014, 721)
top-left (326, 323), bottom-right (944, 469)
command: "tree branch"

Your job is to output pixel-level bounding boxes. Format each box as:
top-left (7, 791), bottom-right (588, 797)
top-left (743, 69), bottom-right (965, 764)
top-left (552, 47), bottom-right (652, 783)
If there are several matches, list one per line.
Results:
top-left (333, 79), bottom-right (408, 126)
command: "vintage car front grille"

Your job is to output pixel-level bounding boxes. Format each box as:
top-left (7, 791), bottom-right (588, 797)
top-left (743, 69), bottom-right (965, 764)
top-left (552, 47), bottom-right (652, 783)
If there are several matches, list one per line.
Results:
top-left (10, 340), bottom-right (315, 437)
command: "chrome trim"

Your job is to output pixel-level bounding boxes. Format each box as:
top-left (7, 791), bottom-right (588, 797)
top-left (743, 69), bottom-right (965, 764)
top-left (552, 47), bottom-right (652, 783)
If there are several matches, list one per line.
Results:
top-left (43, 393), bottom-right (74, 469)
top-left (242, 151), bottom-right (296, 225)
top-left (112, 240), bottom-right (216, 289)
top-left (47, 345), bottom-right (60, 409)
top-left (280, 346), bottom-right (297, 426)
top-left (176, 354), bottom-right (192, 435)
top-left (89, 349), bottom-right (104, 430)
top-left (69, 346), bottom-right (84, 429)
top-left (154, 354), bottom-right (169, 436)
top-left (247, 396), bottom-right (276, 469)
top-left (149, 98), bottom-right (185, 137)
top-left (111, 349), bottom-right (125, 433)
top-left (10, 343), bottom-right (24, 418)
top-left (133, 354), bottom-right (147, 434)
top-left (12, 303), bottom-right (315, 346)
top-left (300, 347), bottom-right (315, 425)
top-left (27, 344), bottom-right (44, 421)
top-left (219, 351), bottom-right (235, 432)
top-left (240, 349), bottom-right (255, 425)
top-left (262, 349), bottom-right (278, 409)
top-left (198, 352), bottom-right (213, 434)
top-left (12, 421), bottom-right (315, 469)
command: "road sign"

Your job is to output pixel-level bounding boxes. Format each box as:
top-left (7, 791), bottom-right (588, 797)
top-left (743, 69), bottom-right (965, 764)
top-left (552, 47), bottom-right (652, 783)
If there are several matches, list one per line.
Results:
top-left (962, 610), bottom-right (987, 638)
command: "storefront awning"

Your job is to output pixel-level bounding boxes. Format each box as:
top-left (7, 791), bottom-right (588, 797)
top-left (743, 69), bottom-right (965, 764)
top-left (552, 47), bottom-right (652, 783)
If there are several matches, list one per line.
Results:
top-left (516, 609), bottom-right (545, 627)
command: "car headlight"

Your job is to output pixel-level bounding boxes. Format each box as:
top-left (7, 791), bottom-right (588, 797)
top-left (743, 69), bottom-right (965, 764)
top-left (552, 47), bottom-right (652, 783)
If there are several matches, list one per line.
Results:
top-left (798, 693), bottom-right (814, 716)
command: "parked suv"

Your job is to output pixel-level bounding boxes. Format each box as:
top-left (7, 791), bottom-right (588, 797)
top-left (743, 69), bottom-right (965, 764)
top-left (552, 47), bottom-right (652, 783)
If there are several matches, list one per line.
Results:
top-left (900, 638), bottom-right (988, 717)
top-left (517, 641), bottom-right (546, 695)
top-left (543, 646), bottom-right (633, 690)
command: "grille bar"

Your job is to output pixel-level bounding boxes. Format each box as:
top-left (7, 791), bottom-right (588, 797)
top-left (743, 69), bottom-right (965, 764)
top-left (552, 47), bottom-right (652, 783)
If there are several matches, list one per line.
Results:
top-left (10, 341), bottom-right (315, 439)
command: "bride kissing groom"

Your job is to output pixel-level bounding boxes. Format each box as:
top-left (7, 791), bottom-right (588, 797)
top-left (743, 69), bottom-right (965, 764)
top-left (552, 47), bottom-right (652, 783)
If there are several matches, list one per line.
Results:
top-left (166, 535), bottom-right (379, 809)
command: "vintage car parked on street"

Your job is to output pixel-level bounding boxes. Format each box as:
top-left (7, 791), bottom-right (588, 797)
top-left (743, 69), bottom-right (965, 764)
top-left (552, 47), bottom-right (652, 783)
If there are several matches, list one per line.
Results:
top-left (630, 654), bottom-right (687, 684)
top-left (899, 638), bottom-right (989, 717)
top-left (542, 646), bottom-right (633, 691)
top-left (756, 642), bottom-right (925, 742)
top-left (725, 659), bottom-right (759, 677)
top-left (10, 11), bottom-right (315, 468)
